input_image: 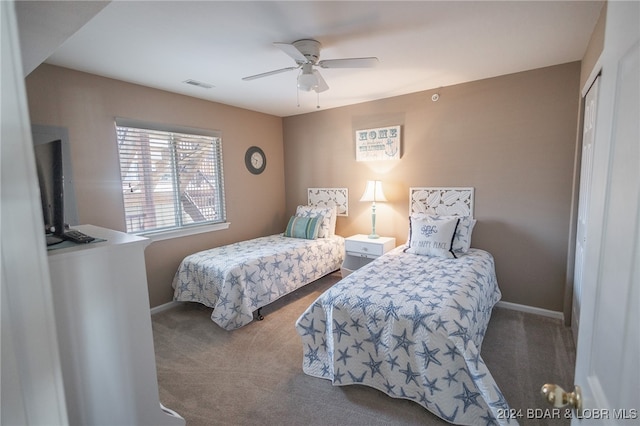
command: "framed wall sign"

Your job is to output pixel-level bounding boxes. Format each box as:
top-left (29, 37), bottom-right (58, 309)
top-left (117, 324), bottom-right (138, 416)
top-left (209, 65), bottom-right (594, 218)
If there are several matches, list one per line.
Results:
top-left (355, 125), bottom-right (401, 161)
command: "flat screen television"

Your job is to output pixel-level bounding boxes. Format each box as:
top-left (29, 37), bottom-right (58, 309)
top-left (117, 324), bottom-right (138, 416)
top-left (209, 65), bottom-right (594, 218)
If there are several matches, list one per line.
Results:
top-left (34, 139), bottom-right (66, 245)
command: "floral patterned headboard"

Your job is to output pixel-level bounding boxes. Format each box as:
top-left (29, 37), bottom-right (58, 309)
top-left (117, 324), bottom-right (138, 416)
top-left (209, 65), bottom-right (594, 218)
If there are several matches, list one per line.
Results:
top-left (308, 188), bottom-right (349, 216)
top-left (409, 187), bottom-right (474, 217)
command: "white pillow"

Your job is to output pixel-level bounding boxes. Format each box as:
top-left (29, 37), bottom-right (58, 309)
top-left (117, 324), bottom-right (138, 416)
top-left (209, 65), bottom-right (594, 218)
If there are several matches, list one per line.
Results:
top-left (295, 205), bottom-right (337, 238)
top-left (453, 216), bottom-right (476, 253)
top-left (404, 216), bottom-right (459, 258)
top-left (410, 213), bottom-right (475, 253)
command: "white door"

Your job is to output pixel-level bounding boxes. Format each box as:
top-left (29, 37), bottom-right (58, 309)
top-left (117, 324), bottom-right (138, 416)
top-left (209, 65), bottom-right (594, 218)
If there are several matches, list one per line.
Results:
top-left (1, 1), bottom-right (69, 424)
top-left (570, 1), bottom-right (639, 423)
top-left (571, 75), bottom-right (599, 340)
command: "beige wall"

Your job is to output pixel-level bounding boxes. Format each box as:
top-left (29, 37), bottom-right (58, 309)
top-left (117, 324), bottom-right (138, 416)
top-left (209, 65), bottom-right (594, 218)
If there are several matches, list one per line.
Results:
top-left (26, 64), bottom-right (286, 307)
top-left (580, 3), bottom-right (606, 91)
top-left (26, 61), bottom-right (584, 313)
top-left (283, 62), bottom-right (581, 312)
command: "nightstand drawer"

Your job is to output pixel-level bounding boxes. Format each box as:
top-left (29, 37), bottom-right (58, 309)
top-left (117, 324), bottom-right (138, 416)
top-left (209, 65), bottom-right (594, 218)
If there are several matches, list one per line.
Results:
top-left (344, 235), bottom-right (396, 258)
top-left (345, 239), bottom-right (386, 257)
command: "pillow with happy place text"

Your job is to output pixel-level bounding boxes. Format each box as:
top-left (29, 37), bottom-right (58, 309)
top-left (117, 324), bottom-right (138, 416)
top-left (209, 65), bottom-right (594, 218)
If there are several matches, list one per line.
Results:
top-left (404, 216), bottom-right (459, 258)
top-left (295, 205), bottom-right (337, 238)
top-left (410, 213), bottom-right (476, 253)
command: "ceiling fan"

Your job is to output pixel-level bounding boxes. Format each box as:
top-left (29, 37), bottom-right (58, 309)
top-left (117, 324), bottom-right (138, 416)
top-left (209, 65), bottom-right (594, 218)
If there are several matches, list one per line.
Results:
top-left (242, 39), bottom-right (379, 93)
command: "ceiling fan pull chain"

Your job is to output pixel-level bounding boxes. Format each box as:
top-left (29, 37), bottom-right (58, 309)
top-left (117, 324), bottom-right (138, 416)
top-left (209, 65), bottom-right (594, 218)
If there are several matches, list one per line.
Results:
top-left (317, 92), bottom-right (320, 109)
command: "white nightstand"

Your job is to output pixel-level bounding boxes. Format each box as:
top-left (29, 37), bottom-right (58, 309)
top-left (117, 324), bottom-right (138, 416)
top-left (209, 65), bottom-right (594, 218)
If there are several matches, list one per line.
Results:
top-left (341, 234), bottom-right (396, 278)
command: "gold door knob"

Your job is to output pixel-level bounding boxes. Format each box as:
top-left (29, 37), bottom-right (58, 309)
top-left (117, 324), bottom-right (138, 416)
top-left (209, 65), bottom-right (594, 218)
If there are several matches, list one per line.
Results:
top-left (541, 384), bottom-right (582, 411)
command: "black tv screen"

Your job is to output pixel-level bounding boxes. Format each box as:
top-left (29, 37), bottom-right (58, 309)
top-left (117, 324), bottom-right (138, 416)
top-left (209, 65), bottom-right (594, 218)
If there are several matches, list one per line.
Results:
top-left (34, 139), bottom-right (65, 245)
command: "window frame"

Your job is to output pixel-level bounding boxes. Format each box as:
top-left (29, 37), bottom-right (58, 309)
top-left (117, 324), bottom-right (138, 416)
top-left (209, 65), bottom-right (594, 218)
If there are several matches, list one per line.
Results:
top-left (115, 118), bottom-right (229, 240)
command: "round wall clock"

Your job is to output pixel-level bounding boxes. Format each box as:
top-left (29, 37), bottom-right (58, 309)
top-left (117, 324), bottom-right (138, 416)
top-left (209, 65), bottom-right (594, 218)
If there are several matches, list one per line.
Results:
top-left (245, 146), bottom-right (266, 174)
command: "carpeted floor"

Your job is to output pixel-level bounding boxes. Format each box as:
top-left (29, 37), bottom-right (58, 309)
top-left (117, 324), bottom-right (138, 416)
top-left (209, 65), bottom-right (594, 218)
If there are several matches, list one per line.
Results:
top-left (152, 272), bottom-right (576, 425)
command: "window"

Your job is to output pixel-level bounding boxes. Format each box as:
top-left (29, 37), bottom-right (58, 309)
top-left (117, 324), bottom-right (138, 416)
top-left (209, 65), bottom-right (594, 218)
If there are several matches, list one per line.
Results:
top-left (115, 120), bottom-right (226, 234)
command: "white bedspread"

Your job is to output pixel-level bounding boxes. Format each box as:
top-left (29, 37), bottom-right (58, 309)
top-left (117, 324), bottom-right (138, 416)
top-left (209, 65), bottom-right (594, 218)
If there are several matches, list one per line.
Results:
top-left (172, 234), bottom-right (344, 330)
top-left (295, 246), bottom-right (515, 425)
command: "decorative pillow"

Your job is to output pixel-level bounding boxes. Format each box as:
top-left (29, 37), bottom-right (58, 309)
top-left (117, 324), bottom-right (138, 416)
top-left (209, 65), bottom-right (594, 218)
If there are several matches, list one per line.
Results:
top-left (452, 216), bottom-right (476, 253)
top-left (410, 213), bottom-right (475, 253)
top-left (283, 215), bottom-right (321, 240)
top-left (295, 205), bottom-right (337, 238)
top-left (404, 216), bottom-right (459, 258)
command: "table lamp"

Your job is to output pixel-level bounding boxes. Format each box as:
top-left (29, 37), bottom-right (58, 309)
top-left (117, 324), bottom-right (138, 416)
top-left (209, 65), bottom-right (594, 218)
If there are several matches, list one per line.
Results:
top-left (360, 180), bottom-right (387, 239)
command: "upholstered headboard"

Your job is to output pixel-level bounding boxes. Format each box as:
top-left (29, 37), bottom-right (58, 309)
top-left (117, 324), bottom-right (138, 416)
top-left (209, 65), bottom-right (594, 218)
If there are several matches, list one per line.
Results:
top-left (409, 187), bottom-right (474, 217)
top-left (308, 188), bottom-right (349, 216)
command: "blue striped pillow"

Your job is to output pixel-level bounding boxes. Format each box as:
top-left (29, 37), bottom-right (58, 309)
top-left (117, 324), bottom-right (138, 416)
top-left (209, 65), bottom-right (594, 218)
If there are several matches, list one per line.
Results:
top-left (284, 215), bottom-right (321, 239)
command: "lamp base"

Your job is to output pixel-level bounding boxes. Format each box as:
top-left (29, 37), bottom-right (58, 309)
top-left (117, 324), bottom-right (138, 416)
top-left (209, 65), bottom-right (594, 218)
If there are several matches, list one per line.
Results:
top-left (368, 234), bottom-right (380, 239)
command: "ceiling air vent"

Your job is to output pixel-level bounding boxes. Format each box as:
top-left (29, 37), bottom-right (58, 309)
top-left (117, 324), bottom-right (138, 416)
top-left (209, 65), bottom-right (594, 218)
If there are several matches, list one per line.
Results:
top-left (183, 79), bottom-right (214, 89)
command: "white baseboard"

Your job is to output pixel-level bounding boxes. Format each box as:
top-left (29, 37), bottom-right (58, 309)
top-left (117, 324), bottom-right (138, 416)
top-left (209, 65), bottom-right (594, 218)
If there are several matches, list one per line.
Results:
top-left (153, 300), bottom-right (563, 321)
top-left (496, 301), bottom-right (564, 321)
top-left (150, 300), bottom-right (181, 315)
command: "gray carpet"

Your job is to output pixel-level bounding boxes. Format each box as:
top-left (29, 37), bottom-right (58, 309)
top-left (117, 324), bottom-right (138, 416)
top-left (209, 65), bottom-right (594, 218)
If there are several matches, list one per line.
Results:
top-left (152, 272), bottom-right (576, 425)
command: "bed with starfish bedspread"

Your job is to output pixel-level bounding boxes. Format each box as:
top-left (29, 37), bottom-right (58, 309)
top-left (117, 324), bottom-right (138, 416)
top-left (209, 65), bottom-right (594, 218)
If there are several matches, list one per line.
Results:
top-left (295, 187), bottom-right (515, 425)
top-left (172, 188), bottom-right (347, 330)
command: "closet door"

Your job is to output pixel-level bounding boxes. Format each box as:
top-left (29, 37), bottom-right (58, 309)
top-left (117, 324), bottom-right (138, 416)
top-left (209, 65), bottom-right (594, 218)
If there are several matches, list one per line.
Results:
top-left (571, 75), bottom-right (599, 339)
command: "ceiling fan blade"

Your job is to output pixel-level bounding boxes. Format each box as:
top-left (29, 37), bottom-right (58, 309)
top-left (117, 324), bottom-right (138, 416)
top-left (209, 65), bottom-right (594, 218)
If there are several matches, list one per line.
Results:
top-left (242, 66), bottom-right (298, 81)
top-left (273, 42), bottom-right (308, 64)
top-left (313, 70), bottom-right (329, 93)
top-left (318, 57), bottom-right (379, 69)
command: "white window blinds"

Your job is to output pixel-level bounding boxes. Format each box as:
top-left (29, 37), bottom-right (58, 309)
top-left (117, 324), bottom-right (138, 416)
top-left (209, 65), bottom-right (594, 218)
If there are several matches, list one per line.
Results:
top-left (116, 122), bottom-right (225, 234)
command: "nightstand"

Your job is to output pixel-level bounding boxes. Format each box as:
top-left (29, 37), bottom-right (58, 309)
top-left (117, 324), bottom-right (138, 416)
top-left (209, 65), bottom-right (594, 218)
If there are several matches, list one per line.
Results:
top-left (341, 234), bottom-right (396, 278)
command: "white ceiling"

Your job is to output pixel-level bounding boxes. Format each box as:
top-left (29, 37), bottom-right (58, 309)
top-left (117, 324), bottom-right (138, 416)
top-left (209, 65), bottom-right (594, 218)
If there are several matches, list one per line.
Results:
top-left (18, 1), bottom-right (603, 117)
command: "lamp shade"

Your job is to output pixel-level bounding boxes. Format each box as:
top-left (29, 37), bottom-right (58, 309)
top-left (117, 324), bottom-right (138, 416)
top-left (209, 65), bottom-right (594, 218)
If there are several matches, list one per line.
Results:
top-left (360, 180), bottom-right (387, 202)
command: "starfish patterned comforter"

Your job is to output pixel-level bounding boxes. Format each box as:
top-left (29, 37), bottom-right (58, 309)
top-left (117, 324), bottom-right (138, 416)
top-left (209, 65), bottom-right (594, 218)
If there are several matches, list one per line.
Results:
top-left (295, 246), bottom-right (514, 425)
top-left (172, 234), bottom-right (344, 330)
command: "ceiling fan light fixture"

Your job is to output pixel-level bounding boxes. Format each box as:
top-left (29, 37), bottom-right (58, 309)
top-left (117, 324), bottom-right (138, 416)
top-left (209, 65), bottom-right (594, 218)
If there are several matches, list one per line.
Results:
top-left (297, 73), bottom-right (317, 91)
top-left (242, 38), bottom-right (376, 97)
top-left (297, 64), bottom-right (318, 91)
